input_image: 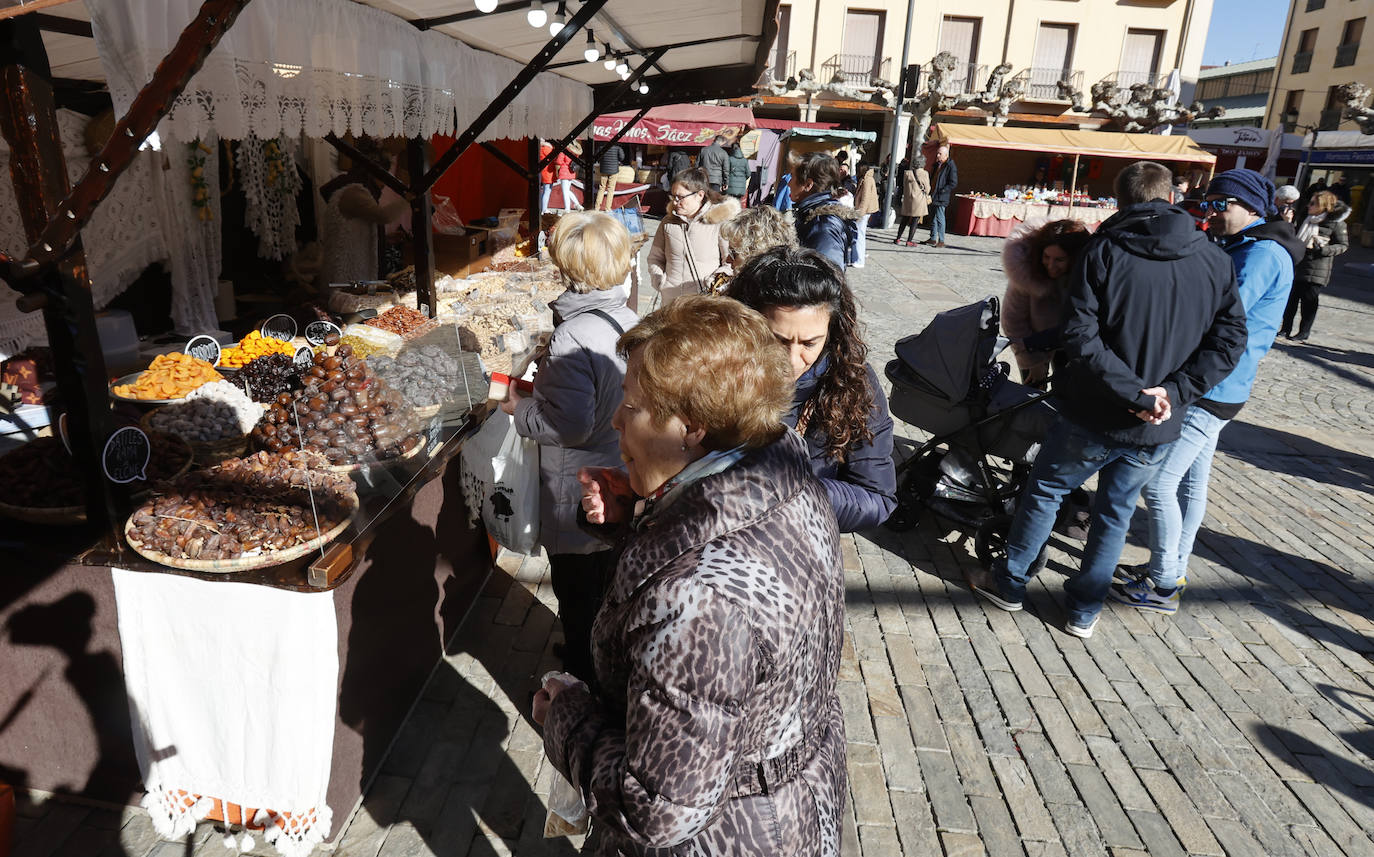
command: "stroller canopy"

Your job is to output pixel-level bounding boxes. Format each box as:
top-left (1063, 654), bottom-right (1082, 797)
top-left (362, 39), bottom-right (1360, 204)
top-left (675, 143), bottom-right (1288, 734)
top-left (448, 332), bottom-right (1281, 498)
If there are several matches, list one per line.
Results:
top-left (893, 298), bottom-right (1001, 404)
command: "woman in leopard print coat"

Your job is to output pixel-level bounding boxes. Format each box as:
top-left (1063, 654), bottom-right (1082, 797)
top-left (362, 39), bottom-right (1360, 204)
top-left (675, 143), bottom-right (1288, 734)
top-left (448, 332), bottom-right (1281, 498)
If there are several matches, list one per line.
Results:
top-left (537, 296), bottom-right (848, 855)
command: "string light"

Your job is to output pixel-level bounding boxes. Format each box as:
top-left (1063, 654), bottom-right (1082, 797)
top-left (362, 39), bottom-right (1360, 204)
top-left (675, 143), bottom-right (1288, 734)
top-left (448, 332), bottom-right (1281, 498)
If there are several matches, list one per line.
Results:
top-left (548, 2), bottom-right (566, 36)
top-left (584, 30), bottom-right (601, 63)
top-left (475, 0), bottom-right (498, 12)
top-left (526, 0), bottom-right (546, 29)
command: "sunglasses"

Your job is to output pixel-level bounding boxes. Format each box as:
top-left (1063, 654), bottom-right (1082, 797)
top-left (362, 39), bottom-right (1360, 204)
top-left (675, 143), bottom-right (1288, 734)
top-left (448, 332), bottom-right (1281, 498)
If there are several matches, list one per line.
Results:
top-left (1198, 197), bottom-right (1243, 213)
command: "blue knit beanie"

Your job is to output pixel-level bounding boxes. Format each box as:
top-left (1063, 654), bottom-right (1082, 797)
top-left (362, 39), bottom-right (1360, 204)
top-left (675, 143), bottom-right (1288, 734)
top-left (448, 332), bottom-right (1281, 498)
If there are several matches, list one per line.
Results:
top-left (1206, 168), bottom-right (1275, 217)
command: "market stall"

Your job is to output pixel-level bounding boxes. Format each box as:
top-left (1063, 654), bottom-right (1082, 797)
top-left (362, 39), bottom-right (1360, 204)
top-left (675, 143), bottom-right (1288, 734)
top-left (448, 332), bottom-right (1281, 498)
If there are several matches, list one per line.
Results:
top-left (928, 124), bottom-right (1217, 237)
top-left (0, 1), bottom-right (781, 855)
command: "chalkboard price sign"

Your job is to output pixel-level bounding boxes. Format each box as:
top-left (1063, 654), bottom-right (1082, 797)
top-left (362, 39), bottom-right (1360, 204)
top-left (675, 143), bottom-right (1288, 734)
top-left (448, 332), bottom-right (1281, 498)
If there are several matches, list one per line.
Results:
top-left (183, 334), bottom-right (222, 366)
top-left (304, 320), bottom-right (342, 346)
top-left (102, 426), bottom-right (150, 484)
top-left (293, 346), bottom-right (315, 370)
top-left (261, 313), bottom-right (297, 342)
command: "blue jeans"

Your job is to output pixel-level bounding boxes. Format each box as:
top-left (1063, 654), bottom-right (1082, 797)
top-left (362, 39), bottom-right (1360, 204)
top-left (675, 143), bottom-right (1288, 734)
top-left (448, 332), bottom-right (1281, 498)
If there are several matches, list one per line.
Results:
top-left (1141, 407), bottom-right (1227, 590)
top-left (540, 182), bottom-right (553, 213)
top-left (931, 205), bottom-right (947, 243)
top-left (994, 417), bottom-right (1171, 626)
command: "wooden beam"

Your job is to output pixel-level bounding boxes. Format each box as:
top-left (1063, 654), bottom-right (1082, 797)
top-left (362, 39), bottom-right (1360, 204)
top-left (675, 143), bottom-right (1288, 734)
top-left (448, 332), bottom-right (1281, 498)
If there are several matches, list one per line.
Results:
top-left (15, 0), bottom-right (254, 275)
top-left (33, 12), bottom-right (92, 38)
top-left (0, 0), bottom-right (82, 23)
top-left (323, 133), bottom-right (409, 197)
top-left (415, 0), bottom-right (609, 194)
top-left (406, 138), bottom-right (437, 319)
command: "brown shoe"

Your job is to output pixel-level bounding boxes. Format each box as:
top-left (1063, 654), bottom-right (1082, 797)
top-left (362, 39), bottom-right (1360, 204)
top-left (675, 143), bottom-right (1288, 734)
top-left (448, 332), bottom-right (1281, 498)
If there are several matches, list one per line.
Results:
top-left (935, 242), bottom-right (946, 248)
top-left (921, 239), bottom-right (936, 246)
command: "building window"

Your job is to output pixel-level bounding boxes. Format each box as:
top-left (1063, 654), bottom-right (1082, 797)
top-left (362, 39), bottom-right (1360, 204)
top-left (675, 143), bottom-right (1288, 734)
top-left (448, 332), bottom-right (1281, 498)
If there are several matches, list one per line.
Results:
top-left (1293, 28), bottom-right (1318, 73)
top-left (938, 16), bottom-right (983, 92)
top-left (1307, 0), bottom-right (1325, 10)
top-left (1119, 28), bottom-right (1164, 88)
top-left (1336, 18), bottom-right (1363, 67)
top-left (1320, 84), bottom-right (1345, 129)
top-left (771, 4), bottom-right (792, 81)
top-left (1282, 89), bottom-right (1304, 131)
top-left (1029, 23), bottom-right (1077, 98)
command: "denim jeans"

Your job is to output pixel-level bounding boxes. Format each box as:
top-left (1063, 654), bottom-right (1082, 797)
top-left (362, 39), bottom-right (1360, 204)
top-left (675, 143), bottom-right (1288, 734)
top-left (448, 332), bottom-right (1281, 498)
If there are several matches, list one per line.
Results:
top-left (995, 417), bottom-right (1171, 626)
top-left (1141, 407), bottom-right (1227, 590)
top-left (931, 205), bottom-right (947, 243)
top-left (853, 222), bottom-right (868, 266)
top-left (540, 182), bottom-right (553, 213)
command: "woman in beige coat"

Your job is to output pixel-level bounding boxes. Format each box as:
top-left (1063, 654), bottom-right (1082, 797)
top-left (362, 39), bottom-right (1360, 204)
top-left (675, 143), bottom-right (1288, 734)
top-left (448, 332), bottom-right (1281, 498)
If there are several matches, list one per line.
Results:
top-left (648, 167), bottom-right (740, 307)
top-left (893, 155), bottom-right (930, 247)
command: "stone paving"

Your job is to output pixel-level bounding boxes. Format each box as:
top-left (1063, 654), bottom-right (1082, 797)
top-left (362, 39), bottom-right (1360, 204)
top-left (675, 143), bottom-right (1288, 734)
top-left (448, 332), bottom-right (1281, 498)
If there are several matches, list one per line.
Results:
top-left (13, 224), bottom-right (1374, 857)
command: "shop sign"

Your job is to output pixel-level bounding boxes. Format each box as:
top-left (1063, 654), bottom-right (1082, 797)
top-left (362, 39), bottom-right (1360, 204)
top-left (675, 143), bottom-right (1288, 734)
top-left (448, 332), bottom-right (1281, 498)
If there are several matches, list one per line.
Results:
top-left (591, 118), bottom-right (747, 146)
top-left (1309, 148), bottom-right (1374, 165)
top-left (261, 313), bottom-right (297, 341)
top-left (304, 320), bottom-right (342, 346)
top-left (103, 425), bottom-right (150, 484)
top-left (183, 334), bottom-right (222, 366)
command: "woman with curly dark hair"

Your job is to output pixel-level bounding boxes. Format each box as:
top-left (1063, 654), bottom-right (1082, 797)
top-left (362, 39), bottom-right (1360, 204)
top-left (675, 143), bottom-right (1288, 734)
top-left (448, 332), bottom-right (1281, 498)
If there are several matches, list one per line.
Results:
top-left (727, 247), bottom-right (896, 530)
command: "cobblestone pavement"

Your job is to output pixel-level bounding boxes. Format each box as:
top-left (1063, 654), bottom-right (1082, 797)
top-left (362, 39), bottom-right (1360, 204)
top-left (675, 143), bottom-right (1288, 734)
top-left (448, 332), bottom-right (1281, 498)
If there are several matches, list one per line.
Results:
top-left (16, 225), bottom-right (1374, 857)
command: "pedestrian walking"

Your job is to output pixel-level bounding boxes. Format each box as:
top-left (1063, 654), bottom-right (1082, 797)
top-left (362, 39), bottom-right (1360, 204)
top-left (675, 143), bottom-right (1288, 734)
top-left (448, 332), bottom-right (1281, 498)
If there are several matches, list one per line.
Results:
top-left (972, 161), bottom-right (1247, 639)
top-left (726, 141), bottom-right (751, 203)
top-left (851, 166), bottom-right (880, 268)
top-left (595, 142), bottom-right (626, 211)
top-left (1280, 190), bottom-right (1349, 342)
top-left (893, 155), bottom-right (930, 246)
top-left (1114, 168), bottom-right (1302, 616)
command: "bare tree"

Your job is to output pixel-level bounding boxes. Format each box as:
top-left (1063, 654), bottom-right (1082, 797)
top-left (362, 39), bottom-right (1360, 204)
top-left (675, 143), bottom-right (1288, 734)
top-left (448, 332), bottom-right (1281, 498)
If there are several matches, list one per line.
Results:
top-left (1337, 82), bottom-right (1374, 134)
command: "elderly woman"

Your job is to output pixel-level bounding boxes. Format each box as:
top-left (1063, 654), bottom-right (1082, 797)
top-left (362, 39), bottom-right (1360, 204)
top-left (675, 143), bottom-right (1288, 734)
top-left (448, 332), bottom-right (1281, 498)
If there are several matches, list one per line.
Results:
top-left (535, 295), bottom-right (847, 855)
top-left (501, 212), bottom-right (639, 680)
top-left (704, 205), bottom-right (798, 294)
top-left (1282, 189), bottom-right (1350, 342)
top-left (726, 248), bottom-right (896, 531)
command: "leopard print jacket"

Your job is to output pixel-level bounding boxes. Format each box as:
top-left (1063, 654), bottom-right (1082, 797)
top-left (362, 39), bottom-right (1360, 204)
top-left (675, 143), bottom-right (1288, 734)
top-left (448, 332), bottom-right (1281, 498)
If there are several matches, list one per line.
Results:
top-left (543, 431), bottom-right (847, 855)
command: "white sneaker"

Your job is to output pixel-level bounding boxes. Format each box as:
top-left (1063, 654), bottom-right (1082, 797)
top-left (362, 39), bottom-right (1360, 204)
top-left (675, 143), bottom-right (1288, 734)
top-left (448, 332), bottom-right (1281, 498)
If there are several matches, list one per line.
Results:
top-left (1065, 615), bottom-right (1100, 639)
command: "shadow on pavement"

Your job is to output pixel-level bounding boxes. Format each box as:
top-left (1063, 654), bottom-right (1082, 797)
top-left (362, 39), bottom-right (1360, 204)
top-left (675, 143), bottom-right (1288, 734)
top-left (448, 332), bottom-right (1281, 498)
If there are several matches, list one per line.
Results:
top-left (1218, 420), bottom-right (1374, 497)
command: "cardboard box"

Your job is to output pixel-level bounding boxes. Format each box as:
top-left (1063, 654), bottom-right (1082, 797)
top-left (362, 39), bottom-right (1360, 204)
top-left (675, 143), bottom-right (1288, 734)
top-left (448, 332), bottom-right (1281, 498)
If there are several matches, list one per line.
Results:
top-left (406, 231), bottom-right (484, 277)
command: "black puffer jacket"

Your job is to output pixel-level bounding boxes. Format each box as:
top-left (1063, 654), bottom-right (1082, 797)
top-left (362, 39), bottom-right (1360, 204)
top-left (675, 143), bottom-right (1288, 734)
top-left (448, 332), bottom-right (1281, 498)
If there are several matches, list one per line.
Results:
top-left (1055, 201), bottom-right (1248, 446)
top-left (1295, 202), bottom-right (1351, 287)
top-left (598, 144), bottom-right (626, 175)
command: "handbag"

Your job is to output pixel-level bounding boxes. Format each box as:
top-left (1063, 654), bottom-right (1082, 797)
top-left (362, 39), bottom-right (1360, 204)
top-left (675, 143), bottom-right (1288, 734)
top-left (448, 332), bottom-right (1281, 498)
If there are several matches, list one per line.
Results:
top-left (460, 410), bottom-right (541, 554)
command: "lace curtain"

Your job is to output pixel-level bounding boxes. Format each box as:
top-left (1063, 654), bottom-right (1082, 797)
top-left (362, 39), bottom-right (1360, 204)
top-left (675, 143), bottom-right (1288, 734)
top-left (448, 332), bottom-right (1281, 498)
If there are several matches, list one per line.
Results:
top-left (88, 0), bottom-right (594, 145)
top-left (0, 111), bottom-right (169, 360)
top-left (238, 136), bottom-right (303, 261)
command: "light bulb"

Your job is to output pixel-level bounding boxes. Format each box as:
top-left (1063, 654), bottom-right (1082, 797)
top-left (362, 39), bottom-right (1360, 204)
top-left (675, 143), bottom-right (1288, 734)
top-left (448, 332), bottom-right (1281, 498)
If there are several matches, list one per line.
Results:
top-left (616, 62), bottom-right (628, 76)
top-left (604, 51), bottom-right (617, 70)
top-left (526, 0), bottom-right (546, 28)
top-left (584, 29), bottom-right (600, 62)
top-left (475, 0), bottom-right (498, 12)
top-left (638, 83), bottom-right (649, 95)
top-left (548, 2), bottom-right (565, 36)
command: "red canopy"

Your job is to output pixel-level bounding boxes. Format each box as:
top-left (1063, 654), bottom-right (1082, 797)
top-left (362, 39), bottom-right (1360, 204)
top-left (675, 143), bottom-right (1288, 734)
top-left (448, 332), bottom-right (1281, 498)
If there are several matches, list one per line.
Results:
top-left (592, 104), bottom-right (756, 147)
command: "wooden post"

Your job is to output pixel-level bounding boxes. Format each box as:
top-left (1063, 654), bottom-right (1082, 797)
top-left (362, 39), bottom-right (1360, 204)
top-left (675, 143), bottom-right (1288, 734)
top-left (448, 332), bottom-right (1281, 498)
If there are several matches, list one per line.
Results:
top-left (1067, 152), bottom-right (1080, 212)
top-left (0, 17), bottom-right (125, 533)
top-left (527, 136), bottom-right (542, 254)
top-left (406, 138), bottom-right (436, 319)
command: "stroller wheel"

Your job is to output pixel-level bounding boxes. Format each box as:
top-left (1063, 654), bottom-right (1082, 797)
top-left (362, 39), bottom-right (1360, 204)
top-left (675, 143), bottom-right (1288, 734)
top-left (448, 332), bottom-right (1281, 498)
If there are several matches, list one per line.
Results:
top-left (974, 515), bottom-right (1048, 575)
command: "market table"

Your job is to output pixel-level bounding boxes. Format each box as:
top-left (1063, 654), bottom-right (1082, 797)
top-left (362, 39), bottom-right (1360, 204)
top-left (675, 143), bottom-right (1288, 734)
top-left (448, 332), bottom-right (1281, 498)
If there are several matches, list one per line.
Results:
top-left (951, 195), bottom-right (1118, 237)
top-left (0, 402), bottom-right (496, 857)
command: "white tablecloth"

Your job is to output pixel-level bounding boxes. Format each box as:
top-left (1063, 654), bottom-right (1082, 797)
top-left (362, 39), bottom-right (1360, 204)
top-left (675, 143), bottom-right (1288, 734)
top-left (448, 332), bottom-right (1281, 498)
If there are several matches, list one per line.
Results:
top-left (112, 569), bottom-right (338, 857)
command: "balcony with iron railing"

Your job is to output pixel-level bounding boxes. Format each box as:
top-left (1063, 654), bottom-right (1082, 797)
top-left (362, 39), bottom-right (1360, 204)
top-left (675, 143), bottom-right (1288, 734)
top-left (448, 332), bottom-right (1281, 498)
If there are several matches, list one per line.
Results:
top-left (1318, 108), bottom-right (1345, 130)
top-left (1292, 51), bottom-right (1313, 74)
top-left (1335, 43), bottom-right (1360, 68)
top-left (820, 53), bottom-right (892, 86)
top-left (1013, 67), bottom-right (1084, 101)
top-left (921, 60), bottom-right (988, 97)
top-left (767, 50), bottom-right (797, 83)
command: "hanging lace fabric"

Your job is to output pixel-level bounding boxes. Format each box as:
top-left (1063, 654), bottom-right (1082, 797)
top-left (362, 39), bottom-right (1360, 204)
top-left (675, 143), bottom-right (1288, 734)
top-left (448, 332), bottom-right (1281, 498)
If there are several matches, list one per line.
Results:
top-left (238, 136), bottom-right (304, 261)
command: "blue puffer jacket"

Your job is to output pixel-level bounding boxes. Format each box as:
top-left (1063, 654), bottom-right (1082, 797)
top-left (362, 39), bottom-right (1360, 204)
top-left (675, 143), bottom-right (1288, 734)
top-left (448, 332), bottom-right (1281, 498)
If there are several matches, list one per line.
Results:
top-left (794, 192), bottom-right (863, 269)
top-left (1205, 219), bottom-right (1301, 405)
top-left (786, 356), bottom-right (897, 531)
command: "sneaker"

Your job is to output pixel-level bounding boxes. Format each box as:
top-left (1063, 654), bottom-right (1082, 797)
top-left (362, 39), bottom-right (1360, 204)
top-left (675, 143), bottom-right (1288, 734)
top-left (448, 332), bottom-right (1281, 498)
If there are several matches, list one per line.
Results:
top-left (1065, 615), bottom-right (1100, 639)
top-left (1110, 579), bottom-right (1180, 614)
top-left (972, 584), bottom-right (1023, 612)
top-left (1112, 563), bottom-right (1187, 591)
top-left (904, 240), bottom-right (919, 247)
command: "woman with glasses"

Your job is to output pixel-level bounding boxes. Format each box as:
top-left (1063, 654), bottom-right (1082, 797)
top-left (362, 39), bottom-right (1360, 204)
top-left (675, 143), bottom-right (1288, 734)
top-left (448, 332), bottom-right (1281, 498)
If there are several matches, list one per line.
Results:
top-left (647, 167), bottom-right (739, 308)
top-left (726, 247), bottom-right (897, 531)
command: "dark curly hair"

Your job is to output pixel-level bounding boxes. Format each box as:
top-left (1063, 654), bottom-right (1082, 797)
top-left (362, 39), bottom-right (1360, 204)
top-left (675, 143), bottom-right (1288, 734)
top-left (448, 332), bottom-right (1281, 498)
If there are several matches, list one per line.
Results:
top-left (726, 247), bottom-right (873, 461)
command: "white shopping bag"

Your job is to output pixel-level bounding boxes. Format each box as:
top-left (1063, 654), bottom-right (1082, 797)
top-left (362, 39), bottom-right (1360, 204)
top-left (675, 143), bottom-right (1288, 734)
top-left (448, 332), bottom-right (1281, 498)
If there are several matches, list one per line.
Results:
top-left (460, 410), bottom-right (540, 554)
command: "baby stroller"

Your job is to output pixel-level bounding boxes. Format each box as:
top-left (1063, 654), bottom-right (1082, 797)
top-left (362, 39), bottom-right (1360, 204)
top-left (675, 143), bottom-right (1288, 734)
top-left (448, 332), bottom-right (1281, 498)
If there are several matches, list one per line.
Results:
top-left (883, 297), bottom-right (1058, 569)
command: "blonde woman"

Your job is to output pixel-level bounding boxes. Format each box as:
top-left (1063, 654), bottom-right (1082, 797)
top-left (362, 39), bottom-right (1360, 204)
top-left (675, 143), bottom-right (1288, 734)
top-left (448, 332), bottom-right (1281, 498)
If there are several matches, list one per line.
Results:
top-left (501, 212), bottom-right (639, 680)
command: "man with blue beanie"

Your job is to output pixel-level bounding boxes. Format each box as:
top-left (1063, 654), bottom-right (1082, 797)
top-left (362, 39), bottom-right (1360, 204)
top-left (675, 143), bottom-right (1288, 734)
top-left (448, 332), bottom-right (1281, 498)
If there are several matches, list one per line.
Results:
top-left (1112, 168), bottom-right (1303, 614)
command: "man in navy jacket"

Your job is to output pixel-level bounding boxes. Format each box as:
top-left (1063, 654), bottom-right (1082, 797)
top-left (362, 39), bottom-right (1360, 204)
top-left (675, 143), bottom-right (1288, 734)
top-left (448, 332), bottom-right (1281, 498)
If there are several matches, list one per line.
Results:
top-left (1114, 169), bottom-right (1301, 614)
top-left (975, 161), bottom-right (1247, 638)
top-left (924, 145), bottom-right (958, 247)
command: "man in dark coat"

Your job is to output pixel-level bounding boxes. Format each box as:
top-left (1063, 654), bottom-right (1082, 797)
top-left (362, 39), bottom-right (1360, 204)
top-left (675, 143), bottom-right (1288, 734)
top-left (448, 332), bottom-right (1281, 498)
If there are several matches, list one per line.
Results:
top-left (924, 144), bottom-right (958, 247)
top-left (698, 135), bottom-right (730, 193)
top-left (595, 142), bottom-right (626, 211)
top-left (974, 160), bottom-right (1248, 639)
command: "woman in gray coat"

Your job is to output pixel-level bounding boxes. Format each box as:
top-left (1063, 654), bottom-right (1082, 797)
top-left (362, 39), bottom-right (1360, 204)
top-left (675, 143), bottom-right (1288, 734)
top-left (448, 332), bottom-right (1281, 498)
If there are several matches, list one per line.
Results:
top-left (503, 212), bottom-right (639, 679)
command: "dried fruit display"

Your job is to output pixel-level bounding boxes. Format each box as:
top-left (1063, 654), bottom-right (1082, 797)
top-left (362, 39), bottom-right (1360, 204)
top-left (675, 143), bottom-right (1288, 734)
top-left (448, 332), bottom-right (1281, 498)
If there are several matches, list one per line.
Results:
top-left (249, 343), bottom-right (419, 466)
top-left (364, 306), bottom-right (433, 338)
top-left (0, 433), bottom-right (192, 509)
top-left (113, 352), bottom-right (222, 400)
top-left (125, 449), bottom-right (358, 562)
top-left (147, 380), bottom-right (263, 442)
top-left (237, 353), bottom-right (304, 403)
top-left (368, 343), bottom-right (484, 409)
top-left (220, 330), bottom-right (296, 369)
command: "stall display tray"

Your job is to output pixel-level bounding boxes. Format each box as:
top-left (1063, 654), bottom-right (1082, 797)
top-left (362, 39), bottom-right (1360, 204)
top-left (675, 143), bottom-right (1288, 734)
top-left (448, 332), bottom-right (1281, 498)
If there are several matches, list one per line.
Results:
top-left (123, 505), bottom-right (355, 573)
top-left (110, 372), bottom-right (186, 405)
